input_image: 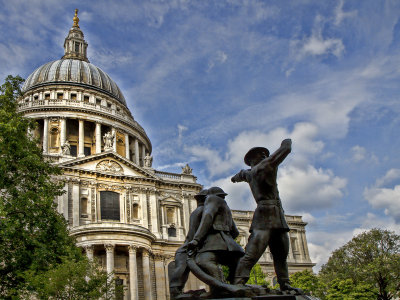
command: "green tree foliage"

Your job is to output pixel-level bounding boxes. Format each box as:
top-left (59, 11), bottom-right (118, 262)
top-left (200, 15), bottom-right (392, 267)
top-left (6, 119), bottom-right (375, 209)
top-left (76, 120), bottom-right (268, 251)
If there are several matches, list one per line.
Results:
top-left (0, 75), bottom-right (113, 299)
top-left (21, 258), bottom-right (115, 300)
top-left (325, 278), bottom-right (376, 300)
top-left (320, 228), bottom-right (400, 300)
top-left (247, 263), bottom-right (269, 287)
top-left (290, 270), bottom-right (324, 298)
top-left (0, 75), bottom-right (76, 297)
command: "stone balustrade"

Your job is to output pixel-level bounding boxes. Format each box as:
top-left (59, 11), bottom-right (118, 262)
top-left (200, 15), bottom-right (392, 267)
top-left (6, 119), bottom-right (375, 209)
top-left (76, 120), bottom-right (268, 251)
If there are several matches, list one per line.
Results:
top-left (18, 98), bottom-right (148, 138)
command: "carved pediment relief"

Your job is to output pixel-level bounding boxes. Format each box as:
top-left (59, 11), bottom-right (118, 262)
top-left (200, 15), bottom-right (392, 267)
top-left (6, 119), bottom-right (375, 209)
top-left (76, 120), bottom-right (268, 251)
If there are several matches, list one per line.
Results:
top-left (96, 160), bottom-right (124, 175)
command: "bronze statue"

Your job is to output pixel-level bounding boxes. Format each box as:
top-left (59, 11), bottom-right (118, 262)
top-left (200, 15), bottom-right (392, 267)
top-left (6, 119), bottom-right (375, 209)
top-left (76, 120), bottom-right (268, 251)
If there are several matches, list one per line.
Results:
top-left (188, 187), bottom-right (244, 297)
top-left (169, 140), bottom-right (308, 298)
top-left (168, 189), bottom-right (208, 299)
top-left (231, 139), bottom-right (299, 292)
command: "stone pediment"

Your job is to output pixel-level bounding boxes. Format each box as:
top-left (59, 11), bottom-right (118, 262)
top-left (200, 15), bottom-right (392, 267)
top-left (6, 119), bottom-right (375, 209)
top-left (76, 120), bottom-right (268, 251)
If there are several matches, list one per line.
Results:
top-left (158, 193), bottom-right (182, 206)
top-left (57, 152), bottom-right (157, 179)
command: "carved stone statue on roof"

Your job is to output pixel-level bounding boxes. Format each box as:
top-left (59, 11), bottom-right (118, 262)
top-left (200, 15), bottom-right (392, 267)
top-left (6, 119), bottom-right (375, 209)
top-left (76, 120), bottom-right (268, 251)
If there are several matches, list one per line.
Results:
top-left (181, 163), bottom-right (192, 175)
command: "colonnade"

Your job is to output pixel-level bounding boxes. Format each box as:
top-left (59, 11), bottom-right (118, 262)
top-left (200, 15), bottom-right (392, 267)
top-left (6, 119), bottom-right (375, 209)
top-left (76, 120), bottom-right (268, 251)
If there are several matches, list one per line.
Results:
top-left (84, 244), bottom-right (170, 300)
top-left (41, 117), bottom-right (148, 166)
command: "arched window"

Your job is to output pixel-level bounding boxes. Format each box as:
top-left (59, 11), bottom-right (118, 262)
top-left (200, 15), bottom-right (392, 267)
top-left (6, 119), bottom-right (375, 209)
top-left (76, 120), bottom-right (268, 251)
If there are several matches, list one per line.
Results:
top-left (168, 225), bottom-right (176, 237)
top-left (100, 191), bottom-right (120, 221)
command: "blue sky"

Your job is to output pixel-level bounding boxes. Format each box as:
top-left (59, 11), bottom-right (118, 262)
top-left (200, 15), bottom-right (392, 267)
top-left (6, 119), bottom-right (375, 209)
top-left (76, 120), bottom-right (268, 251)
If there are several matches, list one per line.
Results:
top-left (1, 0), bottom-right (400, 270)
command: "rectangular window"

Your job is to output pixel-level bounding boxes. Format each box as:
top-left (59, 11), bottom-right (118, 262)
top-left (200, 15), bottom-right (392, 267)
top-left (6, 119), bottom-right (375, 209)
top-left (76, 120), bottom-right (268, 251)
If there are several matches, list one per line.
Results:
top-left (44, 93), bottom-right (50, 100)
top-left (107, 102), bottom-right (112, 108)
top-left (70, 145), bottom-right (77, 157)
top-left (57, 93), bottom-right (63, 100)
top-left (71, 93), bottom-right (77, 100)
top-left (34, 95), bottom-right (39, 100)
top-left (100, 191), bottom-right (120, 221)
top-left (75, 42), bottom-right (80, 52)
top-left (84, 147), bottom-right (91, 156)
top-left (291, 237), bottom-right (298, 252)
top-left (96, 98), bottom-right (101, 106)
top-left (84, 95), bottom-right (90, 102)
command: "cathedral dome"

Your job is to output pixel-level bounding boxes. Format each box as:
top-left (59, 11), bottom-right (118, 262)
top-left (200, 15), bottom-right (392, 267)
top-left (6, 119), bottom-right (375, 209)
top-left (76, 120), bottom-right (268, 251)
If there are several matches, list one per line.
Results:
top-left (22, 8), bottom-right (126, 106)
top-left (22, 59), bottom-right (127, 106)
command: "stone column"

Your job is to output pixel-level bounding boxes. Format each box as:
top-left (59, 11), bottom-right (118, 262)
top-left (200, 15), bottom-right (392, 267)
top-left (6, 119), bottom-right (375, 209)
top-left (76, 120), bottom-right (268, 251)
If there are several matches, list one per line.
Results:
top-left (300, 229), bottom-right (310, 261)
top-left (128, 245), bottom-right (139, 300)
top-left (297, 231), bottom-right (305, 262)
top-left (135, 138), bottom-right (139, 165)
top-left (142, 144), bottom-right (146, 166)
top-left (177, 207), bottom-right (182, 238)
top-left (60, 117), bottom-right (66, 149)
top-left (125, 133), bottom-right (130, 160)
top-left (105, 244), bottom-right (115, 275)
top-left (78, 119), bottom-right (85, 157)
top-left (72, 183), bottom-right (80, 227)
top-left (95, 122), bottom-right (102, 154)
top-left (85, 245), bottom-right (94, 261)
top-left (142, 249), bottom-right (152, 300)
top-left (154, 254), bottom-right (167, 300)
top-left (43, 118), bottom-right (49, 153)
top-left (164, 257), bottom-right (170, 300)
top-left (288, 237), bottom-right (294, 261)
top-left (112, 128), bottom-right (117, 152)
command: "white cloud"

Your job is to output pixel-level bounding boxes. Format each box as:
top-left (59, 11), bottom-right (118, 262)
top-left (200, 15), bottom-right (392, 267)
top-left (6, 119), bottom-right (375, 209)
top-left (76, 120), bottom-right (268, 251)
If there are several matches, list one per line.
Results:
top-left (354, 212), bottom-right (400, 234)
top-left (375, 168), bottom-right (400, 187)
top-left (309, 212), bottom-right (400, 272)
top-left (211, 176), bottom-right (256, 211)
top-left (290, 15), bottom-right (344, 62)
top-left (307, 230), bottom-right (354, 271)
top-left (186, 122), bottom-right (347, 214)
top-left (156, 161), bottom-right (188, 171)
top-left (364, 169), bottom-right (400, 223)
top-left (334, 0), bottom-right (357, 26)
top-left (279, 165), bottom-right (347, 212)
top-left (207, 50), bottom-right (228, 71)
top-left (301, 15), bottom-right (344, 58)
top-left (186, 122), bottom-right (324, 178)
top-left (351, 145), bottom-right (366, 162)
top-left (177, 124), bottom-right (188, 144)
top-left (364, 185), bottom-right (400, 223)
top-left (302, 34), bottom-right (344, 58)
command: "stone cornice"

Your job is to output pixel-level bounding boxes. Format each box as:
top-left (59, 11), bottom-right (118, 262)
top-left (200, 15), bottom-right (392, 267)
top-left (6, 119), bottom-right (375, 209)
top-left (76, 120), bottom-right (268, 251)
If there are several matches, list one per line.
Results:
top-left (69, 223), bottom-right (157, 242)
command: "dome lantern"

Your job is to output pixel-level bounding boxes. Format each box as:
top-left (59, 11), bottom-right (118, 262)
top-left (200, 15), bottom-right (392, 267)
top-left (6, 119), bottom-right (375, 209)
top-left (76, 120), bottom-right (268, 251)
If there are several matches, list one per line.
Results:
top-left (62, 9), bottom-right (89, 62)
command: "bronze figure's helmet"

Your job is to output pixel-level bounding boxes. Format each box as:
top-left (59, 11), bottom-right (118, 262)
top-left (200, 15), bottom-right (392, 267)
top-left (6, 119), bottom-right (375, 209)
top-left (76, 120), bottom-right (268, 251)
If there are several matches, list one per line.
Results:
top-left (194, 189), bottom-right (208, 200)
top-left (207, 187), bottom-right (228, 197)
top-left (244, 147), bottom-right (269, 166)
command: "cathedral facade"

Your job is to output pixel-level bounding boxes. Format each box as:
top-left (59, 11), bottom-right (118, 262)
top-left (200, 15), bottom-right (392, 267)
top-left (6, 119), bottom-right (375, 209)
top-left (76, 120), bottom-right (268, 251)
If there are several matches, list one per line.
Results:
top-left (17, 11), bottom-right (314, 300)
